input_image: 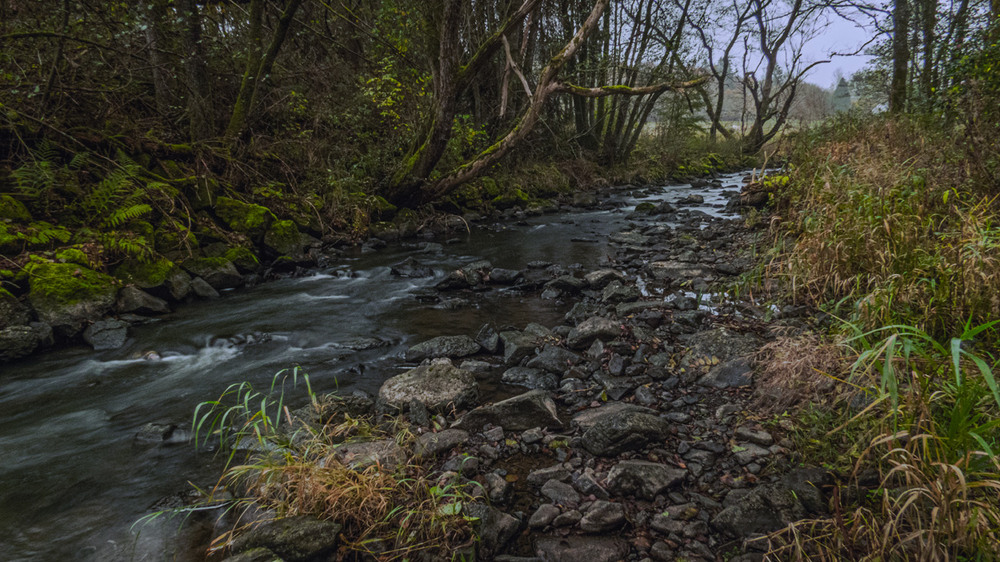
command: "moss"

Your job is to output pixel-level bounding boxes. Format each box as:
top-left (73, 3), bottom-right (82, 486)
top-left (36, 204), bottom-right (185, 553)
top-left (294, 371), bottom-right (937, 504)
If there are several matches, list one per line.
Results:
top-left (223, 246), bottom-right (260, 273)
top-left (115, 257), bottom-right (176, 288)
top-left (634, 202), bottom-right (657, 214)
top-left (55, 247), bottom-right (90, 266)
top-left (0, 195), bottom-right (31, 222)
top-left (214, 196), bottom-right (276, 238)
top-left (26, 261), bottom-right (117, 307)
top-left (0, 223), bottom-right (19, 254)
top-left (155, 220), bottom-right (198, 253)
top-left (371, 195), bottom-right (398, 220)
top-left (263, 220), bottom-right (302, 256)
top-left (491, 188), bottom-right (531, 210)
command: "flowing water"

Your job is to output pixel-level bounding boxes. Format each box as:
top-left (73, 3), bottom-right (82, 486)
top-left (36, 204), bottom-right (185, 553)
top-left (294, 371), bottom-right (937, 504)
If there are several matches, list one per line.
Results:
top-left (0, 173), bottom-right (745, 561)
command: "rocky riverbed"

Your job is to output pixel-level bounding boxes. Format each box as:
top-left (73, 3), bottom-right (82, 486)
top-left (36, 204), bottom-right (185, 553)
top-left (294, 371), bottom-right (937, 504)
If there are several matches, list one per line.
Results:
top-left (203, 172), bottom-right (830, 562)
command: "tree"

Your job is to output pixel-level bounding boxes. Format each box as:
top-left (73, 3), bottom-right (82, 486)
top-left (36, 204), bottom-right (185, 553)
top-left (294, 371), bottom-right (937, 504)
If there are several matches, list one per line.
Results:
top-left (384, 0), bottom-right (704, 207)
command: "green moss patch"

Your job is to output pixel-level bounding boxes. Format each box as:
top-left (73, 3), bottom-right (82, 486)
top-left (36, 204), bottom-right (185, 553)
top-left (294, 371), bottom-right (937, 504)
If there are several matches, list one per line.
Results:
top-left (263, 220), bottom-right (303, 256)
top-left (223, 246), bottom-right (260, 273)
top-left (55, 247), bottom-right (90, 266)
top-left (26, 261), bottom-right (118, 308)
top-left (115, 257), bottom-right (176, 288)
top-left (214, 197), bottom-right (276, 238)
top-left (0, 195), bottom-right (31, 222)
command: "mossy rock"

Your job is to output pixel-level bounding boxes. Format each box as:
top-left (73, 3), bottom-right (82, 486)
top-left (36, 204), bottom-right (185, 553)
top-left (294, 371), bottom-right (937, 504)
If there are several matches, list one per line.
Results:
top-left (0, 288), bottom-right (31, 329)
top-left (371, 195), bottom-right (398, 220)
top-left (0, 195), bottom-right (31, 222)
top-left (181, 257), bottom-right (242, 290)
top-left (214, 197), bottom-right (276, 239)
top-left (480, 177), bottom-right (501, 199)
top-left (154, 221), bottom-right (198, 255)
top-left (0, 223), bottom-right (20, 254)
top-left (26, 261), bottom-right (119, 334)
top-left (634, 202), bottom-right (657, 214)
top-left (55, 247), bottom-right (90, 267)
top-left (115, 257), bottom-right (176, 288)
top-left (263, 220), bottom-right (304, 257)
top-left (491, 188), bottom-right (531, 210)
top-left (224, 247), bottom-right (260, 274)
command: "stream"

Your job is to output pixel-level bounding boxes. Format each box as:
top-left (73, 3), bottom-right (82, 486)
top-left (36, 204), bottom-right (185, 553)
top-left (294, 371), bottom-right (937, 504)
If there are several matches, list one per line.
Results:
top-left (0, 172), bottom-right (746, 561)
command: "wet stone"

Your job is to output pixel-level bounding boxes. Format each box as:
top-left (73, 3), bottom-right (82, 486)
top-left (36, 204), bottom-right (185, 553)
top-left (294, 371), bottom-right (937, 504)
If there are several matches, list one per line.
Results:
top-left (552, 509), bottom-right (582, 527)
top-left (529, 504), bottom-right (560, 528)
top-left (606, 461), bottom-right (687, 500)
top-left (501, 366), bottom-right (559, 390)
top-left (541, 479), bottom-right (581, 506)
top-left (579, 500), bottom-right (626, 532)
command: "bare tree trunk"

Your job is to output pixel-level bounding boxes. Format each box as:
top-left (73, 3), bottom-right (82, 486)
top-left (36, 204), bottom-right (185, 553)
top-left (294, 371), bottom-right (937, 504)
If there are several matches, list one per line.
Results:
top-left (226, 0), bottom-right (304, 140)
top-left (179, 0), bottom-right (213, 141)
top-left (144, 0), bottom-right (172, 114)
top-left (890, 0), bottom-right (911, 113)
top-left (918, 0), bottom-right (936, 108)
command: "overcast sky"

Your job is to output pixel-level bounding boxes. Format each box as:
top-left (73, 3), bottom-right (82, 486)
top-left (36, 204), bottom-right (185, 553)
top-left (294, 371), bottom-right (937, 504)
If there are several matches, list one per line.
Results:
top-left (802, 15), bottom-right (879, 88)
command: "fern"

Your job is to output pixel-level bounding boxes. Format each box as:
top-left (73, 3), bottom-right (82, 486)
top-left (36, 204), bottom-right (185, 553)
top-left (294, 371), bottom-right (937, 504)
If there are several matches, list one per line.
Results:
top-left (11, 160), bottom-right (56, 199)
top-left (105, 204), bottom-right (152, 228)
top-left (99, 232), bottom-right (153, 263)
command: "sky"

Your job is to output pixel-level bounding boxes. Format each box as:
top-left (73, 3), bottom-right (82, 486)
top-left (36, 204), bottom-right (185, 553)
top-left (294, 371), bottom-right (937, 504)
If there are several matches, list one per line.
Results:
top-left (802, 14), bottom-right (880, 88)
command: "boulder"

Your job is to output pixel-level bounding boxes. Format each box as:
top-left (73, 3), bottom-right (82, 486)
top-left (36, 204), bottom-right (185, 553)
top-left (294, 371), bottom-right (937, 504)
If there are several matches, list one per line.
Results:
top-left (499, 330), bottom-right (537, 364)
top-left (579, 501), bottom-right (626, 533)
top-left (117, 286), bottom-right (170, 315)
top-left (501, 367), bottom-right (558, 390)
top-left (464, 503), bottom-right (520, 559)
top-left (601, 281), bottom-right (640, 304)
top-left (606, 460), bottom-right (686, 500)
top-left (571, 403), bottom-right (656, 432)
top-left (566, 316), bottom-right (620, 350)
top-left (711, 468), bottom-right (832, 538)
top-left (454, 390), bottom-right (562, 431)
top-left (190, 277), bottom-right (220, 298)
top-left (584, 269), bottom-right (625, 290)
top-left (526, 345), bottom-right (582, 374)
top-left (436, 259), bottom-right (493, 290)
top-left (27, 261), bottom-right (119, 336)
top-left (414, 429), bottom-right (470, 458)
top-left (379, 360), bottom-right (478, 413)
top-left (697, 357), bottom-right (754, 388)
top-left (181, 258), bottom-right (241, 290)
top-left (534, 536), bottom-right (628, 562)
top-left (0, 290), bottom-right (31, 329)
top-left (541, 479), bottom-right (580, 506)
top-left (405, 335), bottom-right (481, 362)
top-left (390, 257), bottom-right (434, 278)
top-left (83, 319), bottom-right (129, 350)
top-left (0, 194), bottom-right (31, 221)
top-left (229, 516), bottom-right (341, 562)
top-left (581, 410), bottom-right (671, 456)
top-left (0, 326), bottom-right (39, 362)
top-left (213, 196), bottom-right (275, 240)
top-left (263, 220), bottom-right (308, 257)
top-left (335, 439), bottom-right (406, 470)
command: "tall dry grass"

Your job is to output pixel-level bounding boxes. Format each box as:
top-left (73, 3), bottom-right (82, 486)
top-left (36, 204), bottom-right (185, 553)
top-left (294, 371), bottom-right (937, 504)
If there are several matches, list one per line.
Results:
top-left (770, 115), bottom-right (1000, 339)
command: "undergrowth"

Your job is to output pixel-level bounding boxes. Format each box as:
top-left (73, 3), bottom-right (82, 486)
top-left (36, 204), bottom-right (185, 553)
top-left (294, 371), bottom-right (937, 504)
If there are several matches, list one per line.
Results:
top-left (184, 369), bottom-right (478, 560)
top-left (770, 114), bottom-right (1000, 339)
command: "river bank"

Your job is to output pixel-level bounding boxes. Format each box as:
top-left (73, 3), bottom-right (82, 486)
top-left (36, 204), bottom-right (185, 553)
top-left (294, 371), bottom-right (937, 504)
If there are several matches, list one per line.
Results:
top-left (156, 170), bottom-right (826, 562)
top-left (3, 170), bottom-right (801, 561)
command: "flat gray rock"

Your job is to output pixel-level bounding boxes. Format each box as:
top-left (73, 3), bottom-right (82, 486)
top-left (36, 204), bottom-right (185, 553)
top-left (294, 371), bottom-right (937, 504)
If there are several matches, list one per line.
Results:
top-left (606, 460), bottom-right (686, 500)
top-left (454, 389), bottom-right (562, 431)
top-left (405, 335), bottom-right (481, 362)
top-left (379, 360), bottom-right (478, 413)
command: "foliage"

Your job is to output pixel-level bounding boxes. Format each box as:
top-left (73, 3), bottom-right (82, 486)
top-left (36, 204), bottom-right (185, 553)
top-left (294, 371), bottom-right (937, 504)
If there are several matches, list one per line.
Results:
top-left (189, 369), bottom-right (478, 560)
top-left (767, 322), bottom-right (1000, 560)
top-left (770, 114), bottom-right (1000, 338)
